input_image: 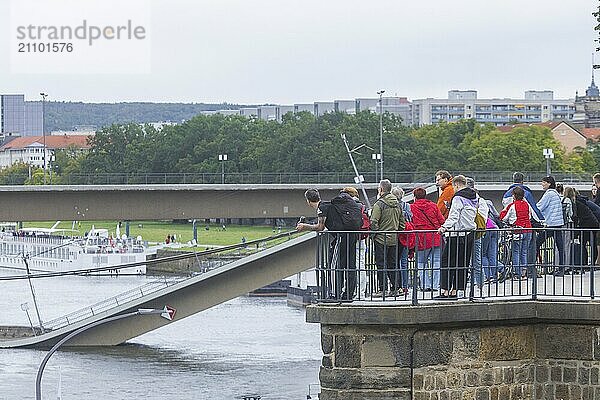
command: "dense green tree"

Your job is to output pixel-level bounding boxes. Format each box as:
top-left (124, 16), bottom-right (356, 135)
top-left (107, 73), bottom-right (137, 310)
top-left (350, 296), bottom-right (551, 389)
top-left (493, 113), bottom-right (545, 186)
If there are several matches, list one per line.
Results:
top-left (464, 126), bottom-right (565, 171)
top-left (0, 163), bottom-right (31, 184)
top-left (63, 114), bottom-right (600, 178)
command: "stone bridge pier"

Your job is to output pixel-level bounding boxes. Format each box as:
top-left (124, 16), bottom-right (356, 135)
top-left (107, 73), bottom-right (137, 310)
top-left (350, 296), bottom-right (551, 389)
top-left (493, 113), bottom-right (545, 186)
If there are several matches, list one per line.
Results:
top-left (307, 301), bottom-right (600, 400)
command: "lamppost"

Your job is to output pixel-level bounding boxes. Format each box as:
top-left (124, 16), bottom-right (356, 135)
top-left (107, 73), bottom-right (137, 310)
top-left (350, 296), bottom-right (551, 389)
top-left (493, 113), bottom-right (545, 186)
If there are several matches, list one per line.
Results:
top-left (377, 90), bottom-right (385, 179)
top-left (218, 154), bottom-right (228, 184)
top-left (543, 148), bottom-right (554, 175)
top-left (40, 92), bottom-right (47, 185)
top-left (371, 153), bottom-right (381, 182)
top-left (36, 308), bottom-right (167, 400)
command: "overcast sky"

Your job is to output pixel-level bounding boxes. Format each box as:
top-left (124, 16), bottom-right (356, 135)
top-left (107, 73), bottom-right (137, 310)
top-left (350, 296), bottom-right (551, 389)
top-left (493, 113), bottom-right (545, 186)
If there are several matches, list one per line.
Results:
top-left (0, 0), bottom-right (597, 104)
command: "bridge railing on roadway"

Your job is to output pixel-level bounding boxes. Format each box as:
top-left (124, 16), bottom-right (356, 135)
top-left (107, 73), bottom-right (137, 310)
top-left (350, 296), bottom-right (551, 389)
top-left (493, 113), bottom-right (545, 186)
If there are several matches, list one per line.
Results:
top-left (41, 231), bottom-right (302, 332)
top-left (0, 171), bottom-right (593, 185)
top-left (315, 227), bottom-right (600, 305)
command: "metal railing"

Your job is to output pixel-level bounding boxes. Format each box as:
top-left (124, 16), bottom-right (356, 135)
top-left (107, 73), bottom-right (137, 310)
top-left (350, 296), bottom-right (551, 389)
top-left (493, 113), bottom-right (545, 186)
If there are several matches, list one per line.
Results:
top-left (0, 171), bottom-right (595, 185)
top-left (315, 227), bottom-right (600, 304)
top-left (42, 231), bottom-right (300, 331)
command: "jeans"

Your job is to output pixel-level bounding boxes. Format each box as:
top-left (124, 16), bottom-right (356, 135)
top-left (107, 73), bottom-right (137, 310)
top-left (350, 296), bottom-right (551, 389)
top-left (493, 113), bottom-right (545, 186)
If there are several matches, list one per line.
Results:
top-left (470, 237), bottom-right (483, 287)
top-left (398, 245), bottom-right (409, 289)
top-left (417, 246), bottom-right (441, 289)
top-left (482, 230), bottom-right (502, 280)
top-left (355, 239), bottom-right (368, 296)
top-left (512, 232), bottom-right (531, 277)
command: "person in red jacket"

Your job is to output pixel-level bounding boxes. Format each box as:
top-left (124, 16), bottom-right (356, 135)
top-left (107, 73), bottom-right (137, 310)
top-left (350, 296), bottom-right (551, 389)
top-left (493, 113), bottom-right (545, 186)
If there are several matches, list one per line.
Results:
top-left (499, 186), bottom-right (540, 279)
top-left (411, 187), bottom-right (446, 291)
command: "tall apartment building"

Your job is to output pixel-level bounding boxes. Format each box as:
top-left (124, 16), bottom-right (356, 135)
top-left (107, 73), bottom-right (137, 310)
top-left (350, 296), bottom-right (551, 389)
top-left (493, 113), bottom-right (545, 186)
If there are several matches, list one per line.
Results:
top-left (411, 90), bottom-right (575, 127)
top-left (0, 94), bottom-right (43, 136)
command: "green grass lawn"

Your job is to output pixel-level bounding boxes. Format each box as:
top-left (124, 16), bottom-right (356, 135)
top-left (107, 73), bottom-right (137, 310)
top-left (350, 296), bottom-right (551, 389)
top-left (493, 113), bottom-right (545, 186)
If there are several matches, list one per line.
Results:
top-left (20, 220), bottom-right (294, 246)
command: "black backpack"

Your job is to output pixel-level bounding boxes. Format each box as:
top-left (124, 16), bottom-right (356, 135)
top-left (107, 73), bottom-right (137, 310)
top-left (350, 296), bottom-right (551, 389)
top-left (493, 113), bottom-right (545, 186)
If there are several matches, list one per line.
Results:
top-left (328, 192), bottom-right (363, 231)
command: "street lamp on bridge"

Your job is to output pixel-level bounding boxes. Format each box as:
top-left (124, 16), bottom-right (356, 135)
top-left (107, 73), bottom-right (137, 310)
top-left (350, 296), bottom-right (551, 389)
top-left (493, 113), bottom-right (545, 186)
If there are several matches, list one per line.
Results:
top-left (218, 154), bottom-right (228, 184)
top-left (40, 92), bottom-right (48, 185)
top-left (543, 148), bottom-right (554, 175)
top-left (371, 153), bottom-right (381, 183)
top-left (377, 90), bottom-right (385, 179)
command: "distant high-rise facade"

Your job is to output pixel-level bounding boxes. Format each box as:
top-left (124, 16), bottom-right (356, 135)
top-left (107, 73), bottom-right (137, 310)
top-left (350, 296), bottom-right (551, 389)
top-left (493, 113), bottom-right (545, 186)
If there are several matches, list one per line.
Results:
top-left (411, 90), bottom-right (575, 127)
top-left (203, 90), bottom-right (575, 127)
top-left (0, 94), bottom-right (43, 136)
top-left (203, 97), bottom-right (415, 125)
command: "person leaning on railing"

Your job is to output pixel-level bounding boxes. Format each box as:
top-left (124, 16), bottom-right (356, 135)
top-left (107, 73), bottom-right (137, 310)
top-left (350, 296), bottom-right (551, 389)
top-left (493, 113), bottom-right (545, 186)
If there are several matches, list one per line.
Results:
top-left (436, 175), bottom-right (476, 299)
top-left (297, 188), bottom-right (358, 300)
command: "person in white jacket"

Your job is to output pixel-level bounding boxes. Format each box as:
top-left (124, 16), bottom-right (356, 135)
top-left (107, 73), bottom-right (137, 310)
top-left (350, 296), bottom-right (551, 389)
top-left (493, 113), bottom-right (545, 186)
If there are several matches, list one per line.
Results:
top-left (437, 175), bottom-right (477, 298)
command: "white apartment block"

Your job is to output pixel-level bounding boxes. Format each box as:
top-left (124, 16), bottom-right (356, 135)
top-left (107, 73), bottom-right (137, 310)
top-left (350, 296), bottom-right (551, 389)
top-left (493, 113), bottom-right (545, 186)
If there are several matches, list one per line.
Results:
top-left (411, 90), bottom-right (575, 127)
top-left (203, 90), bottom-right (575, 127)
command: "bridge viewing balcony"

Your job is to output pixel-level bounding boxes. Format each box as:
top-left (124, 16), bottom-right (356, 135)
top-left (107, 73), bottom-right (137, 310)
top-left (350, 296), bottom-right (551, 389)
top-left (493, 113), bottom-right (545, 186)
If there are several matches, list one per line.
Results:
top-left (308, 228), bottom-right (600, 399)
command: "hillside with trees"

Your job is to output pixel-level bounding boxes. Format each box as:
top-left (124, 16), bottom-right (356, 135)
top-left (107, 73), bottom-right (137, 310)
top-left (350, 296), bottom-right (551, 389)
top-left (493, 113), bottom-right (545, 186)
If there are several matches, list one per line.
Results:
top-left (44, 101), bottom-right (251, 132)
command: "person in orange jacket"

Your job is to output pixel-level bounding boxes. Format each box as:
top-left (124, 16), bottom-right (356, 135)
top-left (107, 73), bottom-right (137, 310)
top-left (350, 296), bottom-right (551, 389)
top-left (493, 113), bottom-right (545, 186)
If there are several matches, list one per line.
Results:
top-left (435, 170), bottom-right (454, 219)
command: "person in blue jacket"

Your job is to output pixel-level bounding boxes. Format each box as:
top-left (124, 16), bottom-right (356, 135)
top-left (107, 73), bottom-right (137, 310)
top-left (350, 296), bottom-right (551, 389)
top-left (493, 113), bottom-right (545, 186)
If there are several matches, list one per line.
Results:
top-left (502, 172), bottom-right (544, 220)
top-left (536, 176), bottom-right (565, 276)
top-left (502, 172), bottom-right (544, 265)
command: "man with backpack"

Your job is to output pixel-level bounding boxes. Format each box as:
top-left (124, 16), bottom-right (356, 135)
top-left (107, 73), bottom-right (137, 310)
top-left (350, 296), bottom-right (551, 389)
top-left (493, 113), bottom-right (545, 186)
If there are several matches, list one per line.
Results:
top-left (342, 186), bottom-right (370, 298)
top-left (370, 179), bottom-right (405, 297)
top-left (297, 188), bottom-right (362, 301)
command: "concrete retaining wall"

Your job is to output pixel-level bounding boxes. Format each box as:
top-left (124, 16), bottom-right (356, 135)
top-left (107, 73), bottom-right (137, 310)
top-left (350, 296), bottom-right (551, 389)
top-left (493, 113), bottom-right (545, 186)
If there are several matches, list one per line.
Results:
top-left (307, 301), bottom-right (600, 400)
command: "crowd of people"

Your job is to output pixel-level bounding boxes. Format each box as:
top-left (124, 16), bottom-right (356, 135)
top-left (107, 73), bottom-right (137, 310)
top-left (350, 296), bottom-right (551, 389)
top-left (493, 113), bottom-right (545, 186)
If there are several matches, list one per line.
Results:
top-left (296, 171), bottom-right (600, 301)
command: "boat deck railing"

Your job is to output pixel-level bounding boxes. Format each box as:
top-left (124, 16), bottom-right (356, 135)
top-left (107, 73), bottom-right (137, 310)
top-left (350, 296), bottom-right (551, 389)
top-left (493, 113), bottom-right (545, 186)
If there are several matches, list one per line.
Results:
top-left (41, 231), bottom-right (301, 331)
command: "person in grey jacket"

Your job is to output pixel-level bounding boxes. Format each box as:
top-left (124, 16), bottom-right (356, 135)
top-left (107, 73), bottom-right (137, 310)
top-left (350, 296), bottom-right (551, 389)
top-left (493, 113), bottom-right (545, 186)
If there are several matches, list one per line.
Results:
top-left (535, 175), bottom-right (565, 275)
top-left (437, 175), bottom-right (476, 298)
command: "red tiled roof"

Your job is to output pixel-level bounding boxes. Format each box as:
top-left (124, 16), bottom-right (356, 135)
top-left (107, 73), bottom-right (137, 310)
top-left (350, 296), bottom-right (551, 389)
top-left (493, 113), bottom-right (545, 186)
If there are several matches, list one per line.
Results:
top-left (0, 135), bottom-right (91, 151)
top-left (581, 128), bottom-right (600, 141)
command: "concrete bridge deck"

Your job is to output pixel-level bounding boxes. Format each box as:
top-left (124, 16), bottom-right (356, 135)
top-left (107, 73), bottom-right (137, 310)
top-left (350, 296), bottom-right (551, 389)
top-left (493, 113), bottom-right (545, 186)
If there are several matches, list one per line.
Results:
top-left (2, 182), bottom-right (592, 221)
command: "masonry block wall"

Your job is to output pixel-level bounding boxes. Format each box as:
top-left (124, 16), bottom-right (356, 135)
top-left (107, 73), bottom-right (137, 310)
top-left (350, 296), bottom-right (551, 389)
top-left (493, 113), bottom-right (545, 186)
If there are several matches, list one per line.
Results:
top-left (307, 302), bottom-right (600, 400)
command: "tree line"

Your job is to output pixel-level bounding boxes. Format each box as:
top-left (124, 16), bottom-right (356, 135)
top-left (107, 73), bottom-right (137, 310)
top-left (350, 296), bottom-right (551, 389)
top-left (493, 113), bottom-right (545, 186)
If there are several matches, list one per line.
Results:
top-left (2, 111), bottom-right (599, 185)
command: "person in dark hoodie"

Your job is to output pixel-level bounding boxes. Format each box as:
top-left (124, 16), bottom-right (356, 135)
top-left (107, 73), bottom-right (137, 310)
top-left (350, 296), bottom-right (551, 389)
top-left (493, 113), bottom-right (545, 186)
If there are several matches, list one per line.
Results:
top-left (370, 179), bottom-right (405, 297)
top-left (573, 189), bottom-right (600, 266)
top-left (593, 173), bottom-right (600, 207)
top-left (437, 175), bottom-right (477, 299)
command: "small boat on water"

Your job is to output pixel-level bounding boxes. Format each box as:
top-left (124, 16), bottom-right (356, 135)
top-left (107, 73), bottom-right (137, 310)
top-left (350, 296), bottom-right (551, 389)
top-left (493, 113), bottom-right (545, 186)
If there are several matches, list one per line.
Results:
top-left (0, 223), bottom-right (156, 275)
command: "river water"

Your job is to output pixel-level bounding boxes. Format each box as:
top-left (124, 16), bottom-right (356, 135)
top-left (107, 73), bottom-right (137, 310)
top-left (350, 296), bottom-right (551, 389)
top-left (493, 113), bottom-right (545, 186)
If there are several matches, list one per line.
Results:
top-left (0, 272), bottom-right (322, 399)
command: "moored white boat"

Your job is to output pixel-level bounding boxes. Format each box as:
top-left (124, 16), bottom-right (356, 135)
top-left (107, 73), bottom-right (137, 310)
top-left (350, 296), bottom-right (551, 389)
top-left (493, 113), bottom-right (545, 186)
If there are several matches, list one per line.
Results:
top-left (0, 223), bottom-right (155, 275)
